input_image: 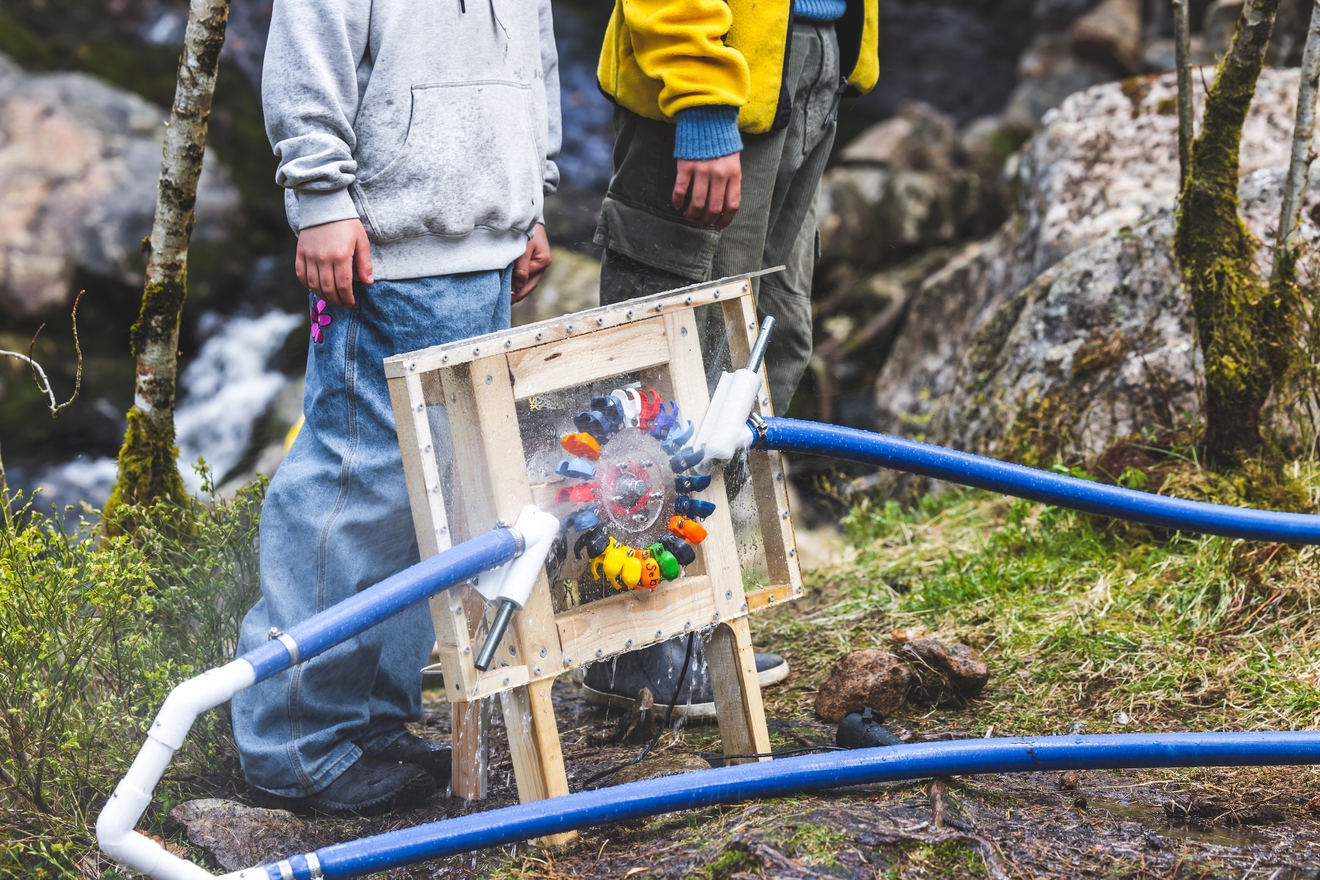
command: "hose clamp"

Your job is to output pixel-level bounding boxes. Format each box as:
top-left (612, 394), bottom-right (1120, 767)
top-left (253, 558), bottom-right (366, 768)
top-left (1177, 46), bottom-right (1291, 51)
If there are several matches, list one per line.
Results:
top-left (507, 526), bottom-right (526, 557)
top-left (306, 852), bottom-right (324, 879)
top-left (277, 860), bottom-right (295, 880)
top-left (748, 413), bottom-right (768, 447)
top-left (272, 632), bottom-right (300, 665)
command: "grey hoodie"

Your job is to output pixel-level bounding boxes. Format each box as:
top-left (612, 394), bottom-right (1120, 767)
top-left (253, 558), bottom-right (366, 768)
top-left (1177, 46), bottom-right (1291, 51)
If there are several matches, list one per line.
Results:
top-left (263, 0), bottom-right (561, 280)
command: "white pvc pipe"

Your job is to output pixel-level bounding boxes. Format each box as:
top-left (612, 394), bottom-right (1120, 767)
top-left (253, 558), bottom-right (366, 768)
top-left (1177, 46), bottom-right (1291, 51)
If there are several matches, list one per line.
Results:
top-left (98, 659), bottom-right (256, 880)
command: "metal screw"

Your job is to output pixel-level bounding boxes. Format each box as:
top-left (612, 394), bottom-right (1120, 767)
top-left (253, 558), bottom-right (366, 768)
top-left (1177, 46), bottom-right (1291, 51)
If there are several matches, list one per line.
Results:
top-left (504, 339), bottom-right (512, 348)
top-left (268, 627), bottom-right (279, 639)
top-left (534, 667), bottom-right (542, 675)
top-left (536, 332), bottom-right (543, 340)
top-left (625, 639), bottom-right (633, 648)
top-left (597, 316), bottom-right (604, 325)
top-left (685, 621), bottom-right (692, 631)
top-left (775, 472), bottom-right (784, 481)
top-left (567, 324), bottom-right (574, 332)
top-left (473, 347), bottom-right (480, 355)
top-left (685, 296), bottom-right (693, 305)
top-left (655, 630), bottom-right (663, 639)
top-left (741, 602), bottom-right (748, 612)
top-left (789, 548), bottom-right (796, 557)
top-left (627, 309), bottom-right (634, 319)
top-left (761, 397), bottom-right (769, 406)
top-left (509, 645), bottom-right (517, 655)
top-left (409, 362), bottom-right (417, 371)
top-left (781, 510), bottom-right (790, 519)
top-left (725, 590), bottom-right (732, 600)
top-left (743, 282), bottom-right (750, 290)
top-left (748, 322), bottom-right (755, 330)
top-left (451, 394), bottom-right (457, 403)
top-left (503, 677), bottom-right (511, 686)
top-left (464, 646), bottom-right (471, 654)
top-left (769, 594), bottom-right (776, 602)
top-left (539, 647), bottom-right (547, 658)
top-left (713, 290), bottom-right (721, 298)
top-left (442, 354), bottom-right (449, 363)
top-left (415, 403), bottom-right (424, 412)
top-left (485, 375), bottom-right (493, 385)
top-left (655, 303), bottom-right (663, 312)
top-left (596, 648), bottom-right (604, 658)
top-left (564, 656), bottom-right (573, 666)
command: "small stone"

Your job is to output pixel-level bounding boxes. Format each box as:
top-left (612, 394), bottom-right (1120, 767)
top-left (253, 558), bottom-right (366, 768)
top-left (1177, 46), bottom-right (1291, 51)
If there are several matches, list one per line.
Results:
top-left (814, 650), bottom-right (912, 722)
top-left (1058, 770), bottom-right (1079, 791)
top-left (609, 753), bottom-right (710, 785)
top-left (170, 799), bottom-right (334, 871)
top-left (899, 639), bottom-right (990, 706)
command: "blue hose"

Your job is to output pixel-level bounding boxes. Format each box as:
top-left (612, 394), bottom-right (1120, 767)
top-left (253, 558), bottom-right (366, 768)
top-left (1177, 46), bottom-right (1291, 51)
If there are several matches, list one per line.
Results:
top-left (258, 732), bottom-right (1320, 879)
top-left (753, 417), bottom-right (1320, 544)
top-left (239, 529), bottom-right (520, 681)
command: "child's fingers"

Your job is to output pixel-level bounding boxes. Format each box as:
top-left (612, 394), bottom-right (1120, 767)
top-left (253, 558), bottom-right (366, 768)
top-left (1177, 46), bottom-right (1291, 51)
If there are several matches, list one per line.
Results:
top-left (699, 174), bottom-right (727, 226)
top-left (715, 174), bottom-right (742, 231)
top-left (353, 228), bottom-right (374, 285)
top-left (333, 258), bottom-right (355, 307)
top-left (672, 164), bottom-right (693, 212)
top-left (295, 252), bottom-right (308, 290)
top-left (684, 171), bottom-right (710, 223)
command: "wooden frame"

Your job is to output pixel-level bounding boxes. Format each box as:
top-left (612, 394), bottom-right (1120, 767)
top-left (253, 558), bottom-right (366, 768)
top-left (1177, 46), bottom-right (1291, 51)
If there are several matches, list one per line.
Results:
top-left (386, 272), bottom-right (802, 827)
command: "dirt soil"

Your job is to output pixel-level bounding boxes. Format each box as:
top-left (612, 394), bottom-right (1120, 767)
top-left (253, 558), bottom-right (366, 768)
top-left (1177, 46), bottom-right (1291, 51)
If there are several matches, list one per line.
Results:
top-left (188, 677), bottom-right (1320, 880)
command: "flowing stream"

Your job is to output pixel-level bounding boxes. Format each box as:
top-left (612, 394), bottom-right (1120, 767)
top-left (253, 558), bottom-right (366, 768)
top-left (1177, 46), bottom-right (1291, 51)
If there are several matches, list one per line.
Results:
top-left (18, 310), bottom-right (301, 512)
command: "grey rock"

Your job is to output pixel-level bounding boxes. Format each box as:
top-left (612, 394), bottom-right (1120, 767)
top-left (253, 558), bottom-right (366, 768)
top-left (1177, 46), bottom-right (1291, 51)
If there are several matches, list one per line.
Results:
top-left (997, 32), bottom-right (1114, 137)
top-left (840, 102), bottom-right (959, 170)
top-left (874, 69), bottom-right (1310, 446)
top-left (819, 103), bottom-right (976, 269)
top-left (0, 53), bottom-right (240, 317)
top-left (918, 165), bottom-right (1320, 467)
top-left (1069, 0), bottom-right (1144, 73)
top-left (170, 798), bottom-right (335, 871)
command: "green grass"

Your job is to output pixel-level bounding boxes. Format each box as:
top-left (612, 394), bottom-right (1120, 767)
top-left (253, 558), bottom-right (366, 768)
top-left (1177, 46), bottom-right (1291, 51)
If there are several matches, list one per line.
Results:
top-left (756, 470), bottom-right (1320, 737)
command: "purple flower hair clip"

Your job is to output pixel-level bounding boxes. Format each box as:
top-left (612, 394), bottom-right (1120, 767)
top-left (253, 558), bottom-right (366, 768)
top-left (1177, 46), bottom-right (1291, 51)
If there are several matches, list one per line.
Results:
top-left (310, 297), bottom-right (332, 343)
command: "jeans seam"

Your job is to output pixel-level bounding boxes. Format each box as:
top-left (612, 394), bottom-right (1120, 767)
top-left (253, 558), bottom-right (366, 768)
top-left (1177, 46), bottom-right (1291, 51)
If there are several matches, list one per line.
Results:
top-left (289, 305), bottom-right (364, 794)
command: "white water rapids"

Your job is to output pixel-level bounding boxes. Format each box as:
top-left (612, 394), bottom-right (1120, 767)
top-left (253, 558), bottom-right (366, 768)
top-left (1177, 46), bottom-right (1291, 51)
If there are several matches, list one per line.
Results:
top-left (23, 310), bottom-right (302, 511)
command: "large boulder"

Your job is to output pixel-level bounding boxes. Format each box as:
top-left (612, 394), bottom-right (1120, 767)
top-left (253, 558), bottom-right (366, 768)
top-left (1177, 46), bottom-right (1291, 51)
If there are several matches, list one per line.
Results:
top-left (874, 68), bottom-right (1310, 450)
top-left (922, 166), bottom-right (1319, 467)
top-left (0, 53), bottom-right (239, 317)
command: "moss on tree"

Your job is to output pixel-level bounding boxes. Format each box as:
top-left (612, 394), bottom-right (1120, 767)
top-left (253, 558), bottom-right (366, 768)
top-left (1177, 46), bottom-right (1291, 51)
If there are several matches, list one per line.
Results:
top-left (105, 407), bottom-right (190, 516)
top-left (1172, 0), bottom-right (1292, 468)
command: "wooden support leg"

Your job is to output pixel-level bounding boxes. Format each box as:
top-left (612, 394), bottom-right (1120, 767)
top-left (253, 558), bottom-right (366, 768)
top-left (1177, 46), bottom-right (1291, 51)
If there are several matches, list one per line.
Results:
top-left (706, 616), bottom-right (773, 766)
top-left (500, 678), bottom-right (577, 846)
top-left (451, 586), bottom-right (488, 800)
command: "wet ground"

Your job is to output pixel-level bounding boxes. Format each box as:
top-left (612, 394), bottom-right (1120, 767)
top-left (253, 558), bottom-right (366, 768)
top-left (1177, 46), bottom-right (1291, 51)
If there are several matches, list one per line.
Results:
top-left (229, 679), bottom-right (1320, 880)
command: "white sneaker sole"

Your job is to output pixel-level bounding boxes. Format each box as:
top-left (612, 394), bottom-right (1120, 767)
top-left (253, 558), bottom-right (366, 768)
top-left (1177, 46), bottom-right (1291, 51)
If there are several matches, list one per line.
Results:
top-left (578, 658), bottom-right (790, 721)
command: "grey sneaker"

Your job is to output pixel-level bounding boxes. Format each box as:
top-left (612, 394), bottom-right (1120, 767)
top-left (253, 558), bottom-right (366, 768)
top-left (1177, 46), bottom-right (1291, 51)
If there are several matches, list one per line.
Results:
top-left (580, 637), bottom-right (789, 720)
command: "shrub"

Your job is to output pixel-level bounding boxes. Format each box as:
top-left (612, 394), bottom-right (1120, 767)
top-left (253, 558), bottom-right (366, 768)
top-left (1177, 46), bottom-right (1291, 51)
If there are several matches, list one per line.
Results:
top-left (0, 474), bottom-right (265, 878)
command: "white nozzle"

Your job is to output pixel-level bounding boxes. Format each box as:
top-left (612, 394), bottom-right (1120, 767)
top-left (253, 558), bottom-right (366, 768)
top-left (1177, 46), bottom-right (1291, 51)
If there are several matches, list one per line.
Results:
top-left (688, 369), bottom-right (761, 474)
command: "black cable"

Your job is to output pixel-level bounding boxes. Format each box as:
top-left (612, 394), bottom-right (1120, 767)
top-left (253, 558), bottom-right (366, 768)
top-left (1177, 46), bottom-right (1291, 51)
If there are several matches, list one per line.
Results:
top-left (580, 632), bottom-right (696, 790)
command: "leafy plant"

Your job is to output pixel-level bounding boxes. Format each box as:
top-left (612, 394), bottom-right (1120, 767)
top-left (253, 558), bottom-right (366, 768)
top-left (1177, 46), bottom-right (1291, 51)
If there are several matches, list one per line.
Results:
top-left (0, 473), bottom-right (265, 877)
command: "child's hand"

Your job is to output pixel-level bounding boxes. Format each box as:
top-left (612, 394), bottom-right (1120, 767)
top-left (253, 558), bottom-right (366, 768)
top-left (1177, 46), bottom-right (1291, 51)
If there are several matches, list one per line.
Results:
top-left (296, 218), bottom-right (374, 308)
top-left (512, 224), bottom-right (552, 303)
top-left (672, 154), bottom-right (742, 230)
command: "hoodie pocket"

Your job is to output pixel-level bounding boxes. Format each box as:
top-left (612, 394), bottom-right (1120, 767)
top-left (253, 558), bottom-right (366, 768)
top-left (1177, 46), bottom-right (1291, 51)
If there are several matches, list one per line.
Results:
top-left (354, 81), bottom-right (542, 242)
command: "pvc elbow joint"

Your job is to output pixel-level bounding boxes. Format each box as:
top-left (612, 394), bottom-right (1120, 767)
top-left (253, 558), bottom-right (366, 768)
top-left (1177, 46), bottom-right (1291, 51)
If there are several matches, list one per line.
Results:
top-left (473, 507), bottom-right (560, 671)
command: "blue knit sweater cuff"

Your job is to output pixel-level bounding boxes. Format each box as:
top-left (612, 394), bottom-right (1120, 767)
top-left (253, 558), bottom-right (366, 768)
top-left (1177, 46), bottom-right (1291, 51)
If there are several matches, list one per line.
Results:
top-left (674, 106), bottom-right (744, 160)
top-left (794, 0), bottom-right (847, 21)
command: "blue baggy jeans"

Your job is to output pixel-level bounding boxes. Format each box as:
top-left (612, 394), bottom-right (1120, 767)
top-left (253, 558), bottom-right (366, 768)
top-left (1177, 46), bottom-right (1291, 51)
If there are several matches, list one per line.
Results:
top-left (233, 269), bottom-right (512, 798)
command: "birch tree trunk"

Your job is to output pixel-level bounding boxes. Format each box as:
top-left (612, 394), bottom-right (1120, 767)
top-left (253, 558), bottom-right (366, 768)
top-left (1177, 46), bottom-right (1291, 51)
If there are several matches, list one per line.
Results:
top-left (1275, 0), bottom-right (1320, 256)
top-left (1174, 0), bottom-right (1195, 184)
top-left (1173, 0), bottom-right (1284, 467)
top-left (106, 0), bottom-right (231, 516)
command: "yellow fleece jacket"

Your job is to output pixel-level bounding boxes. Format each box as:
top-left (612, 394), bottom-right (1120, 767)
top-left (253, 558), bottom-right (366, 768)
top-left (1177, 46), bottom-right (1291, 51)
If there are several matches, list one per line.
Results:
top-left (597, 0), bottom-right (879, 135)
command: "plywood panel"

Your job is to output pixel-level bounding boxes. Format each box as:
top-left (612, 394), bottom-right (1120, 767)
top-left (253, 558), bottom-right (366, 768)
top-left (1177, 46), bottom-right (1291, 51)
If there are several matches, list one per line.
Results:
top-left (507, 318), bottom-right (668, 400)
